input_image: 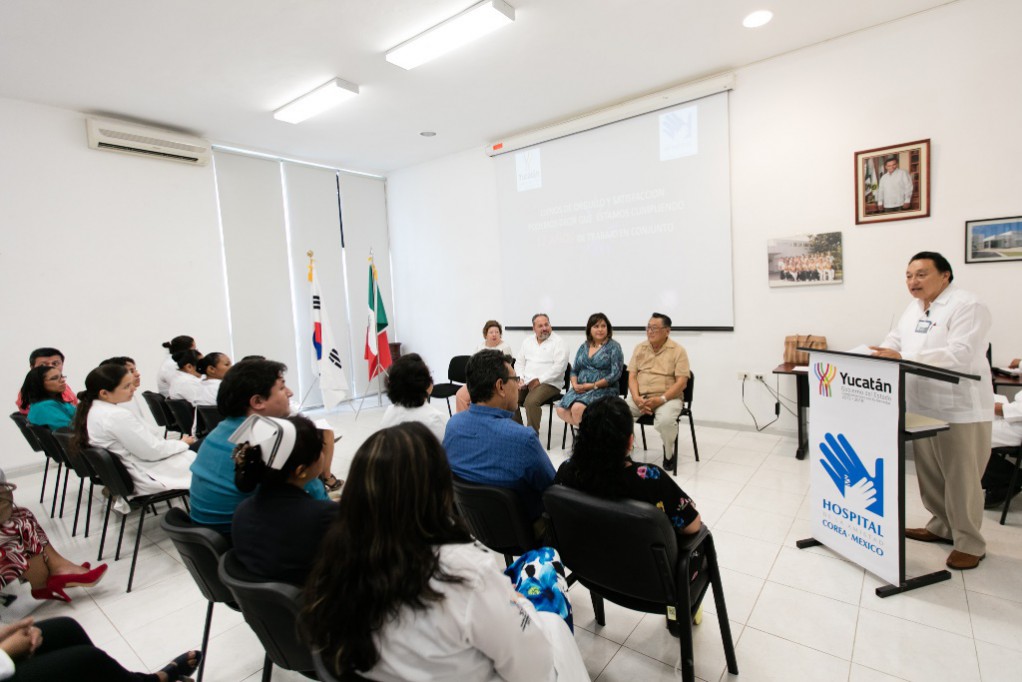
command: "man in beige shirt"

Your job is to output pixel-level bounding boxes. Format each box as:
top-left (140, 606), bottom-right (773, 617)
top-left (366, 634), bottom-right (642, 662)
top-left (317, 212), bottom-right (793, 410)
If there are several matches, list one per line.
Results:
top-left (626, 312), bottom-right (690, 468)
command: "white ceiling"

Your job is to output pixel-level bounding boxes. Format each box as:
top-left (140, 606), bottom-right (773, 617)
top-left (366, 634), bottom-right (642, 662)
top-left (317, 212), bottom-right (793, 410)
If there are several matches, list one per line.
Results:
top-left (0, 0), bottom-right (956, 175)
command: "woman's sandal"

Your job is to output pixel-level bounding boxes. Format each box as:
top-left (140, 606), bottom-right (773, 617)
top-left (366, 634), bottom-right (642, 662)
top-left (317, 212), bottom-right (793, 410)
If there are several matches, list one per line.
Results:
top-left (322, 474), bottom-right (344, 492)
top-left (160, 650), bottom-right (202, 681)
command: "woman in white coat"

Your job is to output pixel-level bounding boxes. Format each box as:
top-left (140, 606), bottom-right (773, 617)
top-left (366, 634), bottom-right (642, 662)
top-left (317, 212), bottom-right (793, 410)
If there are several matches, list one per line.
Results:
top-left (870, 251), bottom-right (993, 570)
top-left (157, 335), bottom-right (196, 396)
top-left (72, 364), bottom-right (197, 500)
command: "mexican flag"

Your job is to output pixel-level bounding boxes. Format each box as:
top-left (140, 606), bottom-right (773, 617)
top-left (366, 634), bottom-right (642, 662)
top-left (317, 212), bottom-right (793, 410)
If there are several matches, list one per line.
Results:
top-left (364, 259), bottom-right (392, 379)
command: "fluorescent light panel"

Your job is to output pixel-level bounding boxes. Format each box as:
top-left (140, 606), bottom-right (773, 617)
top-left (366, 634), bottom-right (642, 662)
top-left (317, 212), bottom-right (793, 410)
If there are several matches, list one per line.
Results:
top-left (386, 0), bottom-right (515, 70)
top-left (273, 78), bottom-right (359, 124)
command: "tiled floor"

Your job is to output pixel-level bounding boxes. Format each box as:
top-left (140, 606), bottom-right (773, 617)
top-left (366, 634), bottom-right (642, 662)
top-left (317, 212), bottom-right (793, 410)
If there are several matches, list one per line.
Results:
top-left (6, 404), bottom-right (1022, 682)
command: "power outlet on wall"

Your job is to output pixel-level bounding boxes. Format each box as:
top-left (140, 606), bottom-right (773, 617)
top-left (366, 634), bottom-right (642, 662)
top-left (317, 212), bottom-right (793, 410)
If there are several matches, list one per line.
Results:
top-left (736, 371), bottom-right (749, 380)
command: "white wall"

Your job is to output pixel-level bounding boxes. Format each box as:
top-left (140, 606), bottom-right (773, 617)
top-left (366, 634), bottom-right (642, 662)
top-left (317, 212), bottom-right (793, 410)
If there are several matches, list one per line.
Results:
top-left (1, 97), bottom-right (230, 471)
top-left (387, 0), bottom-right (1022, 435)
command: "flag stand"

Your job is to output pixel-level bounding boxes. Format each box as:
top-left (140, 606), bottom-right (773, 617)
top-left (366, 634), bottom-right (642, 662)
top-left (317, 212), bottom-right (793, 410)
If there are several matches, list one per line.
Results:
top-left (353, 369), bottom-right (388, 419)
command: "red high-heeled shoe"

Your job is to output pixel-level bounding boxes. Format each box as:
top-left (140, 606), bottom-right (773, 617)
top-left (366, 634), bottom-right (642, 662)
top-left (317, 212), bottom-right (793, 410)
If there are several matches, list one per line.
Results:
top-left (31, 585), bottom-right (71, 602)
top-left (47, 563), bottom-right (109, 590)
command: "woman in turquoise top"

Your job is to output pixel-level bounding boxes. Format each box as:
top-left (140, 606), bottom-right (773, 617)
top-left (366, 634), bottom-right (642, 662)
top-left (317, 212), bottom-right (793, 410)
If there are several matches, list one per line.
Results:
top-left (556, 312), bottom-right (624, 428)
top-left (21, 366), bottom-right (77, 430)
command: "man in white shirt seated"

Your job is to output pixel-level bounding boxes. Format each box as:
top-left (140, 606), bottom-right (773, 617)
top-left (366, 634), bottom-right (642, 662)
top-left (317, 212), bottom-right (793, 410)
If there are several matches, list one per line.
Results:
top-left (984, 368), bottom-right (1022, 508)
top-left (168, 350), bottom-right (212, 405)
top-left (514, 314), bottom-right (569, 436)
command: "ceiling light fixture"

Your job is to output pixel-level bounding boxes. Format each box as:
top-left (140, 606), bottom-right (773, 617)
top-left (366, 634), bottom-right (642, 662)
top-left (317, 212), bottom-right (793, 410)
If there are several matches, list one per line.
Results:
top-left (273, 78), bottom-right (360, 124)
top-left (742, 10), bottom-right (773, 29)
top-left (386, 0), bottom-right (515, 70)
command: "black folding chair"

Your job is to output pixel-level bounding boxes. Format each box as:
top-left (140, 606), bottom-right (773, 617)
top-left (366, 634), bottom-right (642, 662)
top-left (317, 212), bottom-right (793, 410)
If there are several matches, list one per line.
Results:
top-left (638, 371), bottom-right (699, 471)
top-left (452, 476), bottom-right (538, 566)
top-left (166, 398), bottom-right (196, 436)
top-left (430, 355), bottom-right (471, 416)
top-left (27, 425), bottom-right (71, 518)
top-left (52, 430), bottom-right (102, 538)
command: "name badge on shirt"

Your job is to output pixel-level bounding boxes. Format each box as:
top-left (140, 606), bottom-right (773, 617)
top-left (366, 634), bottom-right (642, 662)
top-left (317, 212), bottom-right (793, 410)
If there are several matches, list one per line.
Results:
top-left (915, 319), bottom-right (933, 333)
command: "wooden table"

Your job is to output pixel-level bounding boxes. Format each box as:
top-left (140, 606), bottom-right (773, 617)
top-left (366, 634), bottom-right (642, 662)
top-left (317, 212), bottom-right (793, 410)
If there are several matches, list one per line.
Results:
top-left (773, 363), bottom-right (809, 459)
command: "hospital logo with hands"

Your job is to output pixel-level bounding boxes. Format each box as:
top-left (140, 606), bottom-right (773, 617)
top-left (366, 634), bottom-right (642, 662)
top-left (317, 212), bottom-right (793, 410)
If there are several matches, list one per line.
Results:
top-left (819, 432), bottom-right (884, 517)
top-left (814, 363), bottom-right (837, 397)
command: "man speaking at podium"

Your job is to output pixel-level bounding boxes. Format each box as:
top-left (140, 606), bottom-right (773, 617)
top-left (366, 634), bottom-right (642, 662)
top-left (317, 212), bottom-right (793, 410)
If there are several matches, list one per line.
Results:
top-left (870, 252), bottom-right (993, 570)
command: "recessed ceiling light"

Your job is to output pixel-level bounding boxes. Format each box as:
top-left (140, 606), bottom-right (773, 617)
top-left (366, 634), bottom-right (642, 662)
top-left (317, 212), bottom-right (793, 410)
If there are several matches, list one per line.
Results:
top-left (420, 131), bottom-right (437, 137)
top-left (742, 10), bottom-right (773, 29)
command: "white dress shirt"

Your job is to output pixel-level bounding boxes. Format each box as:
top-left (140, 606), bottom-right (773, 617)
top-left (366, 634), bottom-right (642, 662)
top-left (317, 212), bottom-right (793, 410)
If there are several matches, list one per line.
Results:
top-left (993, 393), bottom-right (1022, 447)
top-left (157, 355), bottom-right (178, 396)
top-left (880, 283), bottom-right (993, 423)
top-left (518, 333), bottom-right (570, 388)
top-left (876, 167), bottom-right (914, 209)
top-left (87, 400), bottom-right (195, 497)
top-left (365, 542), bottom-right (586, 682)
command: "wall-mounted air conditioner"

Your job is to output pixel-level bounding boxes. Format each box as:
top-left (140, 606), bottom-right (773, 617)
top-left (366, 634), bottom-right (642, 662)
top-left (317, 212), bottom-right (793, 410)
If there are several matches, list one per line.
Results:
top-left (86, 117), bottom-right (211, 166)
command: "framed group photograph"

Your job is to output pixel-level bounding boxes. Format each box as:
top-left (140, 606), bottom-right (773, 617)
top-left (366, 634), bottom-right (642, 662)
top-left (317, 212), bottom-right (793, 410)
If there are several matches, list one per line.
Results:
top-left (767, 232), bottom-right (843, 287)
top-left (855, 139), bottom-right (930, 225)
top-left (965, 216), bottom-right (1022, 263)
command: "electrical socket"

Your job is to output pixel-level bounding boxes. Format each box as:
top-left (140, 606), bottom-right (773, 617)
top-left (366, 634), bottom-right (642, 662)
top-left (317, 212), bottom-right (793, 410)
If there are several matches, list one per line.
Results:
top-left (754, 373), bottom-right (765, 381)
top-left (736, 371), bottom-right (749, 380)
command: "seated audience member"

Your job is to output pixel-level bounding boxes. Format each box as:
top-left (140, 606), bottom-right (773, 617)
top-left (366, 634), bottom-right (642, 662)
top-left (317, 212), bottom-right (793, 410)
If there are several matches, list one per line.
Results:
top-left (167, 350), bottom-right (209, 405)
top-left (626, 312), bottom-right (690, 468)
top-left (301, 423), bottom-right (587, 682)
top-left (196, 352), bottom-right (232, 405)
top-left (0, 470), bottom-right (106, 602)
top-left (515, 314), bottom-right (570, 435)
top-left (99, 356), bottom-right (173, 437)
top-left (20, 366), bottom-right (76, 430)
top-left (555, 312), bottom-right (624, 428)
top-left (443, 349), bottom-right (555, 523)
top-left (188, 359), bottom-right (333, 535)
top-left (554, 397), bottom-right (701, 534)
top-left (984, 385), bottom-right (1022, 508)
top-left (455, 320), bottom-right (515, 413)
top-left (157, 335), bottom-right (196, 396)
top-left (14, 347), bottom-right (77, 415)
top-left (72, 364), bottom-right (197, 506)
top-left (379, 353), bottom-right (446, 442)
top-left (230, 415), bottom-right (338, 585)
top-left (0, 616), bottom-right (199, 682)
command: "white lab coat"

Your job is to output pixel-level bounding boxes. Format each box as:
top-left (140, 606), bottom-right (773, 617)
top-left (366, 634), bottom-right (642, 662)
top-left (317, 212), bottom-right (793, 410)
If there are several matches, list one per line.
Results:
top-left (993, 393), bottom-right (1022, 447)
top-left (168, 372), bottom-right (216, 406)
top-left (87, 400), bottom-right (195, 497)
top-left (880, 284), bottom-right (993, 423)
top-left (157, 355), bottom-right (178, 396)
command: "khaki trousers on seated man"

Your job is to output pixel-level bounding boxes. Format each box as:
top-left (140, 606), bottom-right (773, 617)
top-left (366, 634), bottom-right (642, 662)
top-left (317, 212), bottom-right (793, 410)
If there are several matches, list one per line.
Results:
top-left (627, 313), bottom-right (690, 464)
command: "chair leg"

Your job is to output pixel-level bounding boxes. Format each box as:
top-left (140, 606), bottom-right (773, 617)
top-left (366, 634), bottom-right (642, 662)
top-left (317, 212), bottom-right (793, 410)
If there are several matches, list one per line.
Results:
top-left (546, 405), bottom-right (553, 449)
top-left (688, 413), bottom-right (699, 462)
top-left (562, 421), bottom-right (568, 449)
top-left (503, 553), bottom-right (514, 568)
top-left (40, 457), bottom-right (50, 503)
top-left (126, 506), bottom-right (147, 593)
top-left (72, 478), bottom-right (84, 537)
top-left (59, 467), bottom-right (70, 518)
top-left (705, 535), bottom-right (738, 675)
top-left (1000, 452), bottom-right (1022, 526)
top-left (85, 482), bottom-right (94, 538)
top-left (591, 592), bottom-right (606, 626)
top-left (50, 462), bottom-right (63, 517)
top-left (641, 424), bottom-right (648, 450)
top-left (183, 497), bottom-right (190, 513)
top-left (445, 398), bottom-right (452, 417)
top-left (674, 555), bottom-right (696, 682)
top-left (98, 497), bottom-right (113, 562)
top-left (198, 601), bottom-right (214, 682)
top-left (115, 512), bottom-right (127, 561)
top-left (262, 653), bottom-right (273, 682)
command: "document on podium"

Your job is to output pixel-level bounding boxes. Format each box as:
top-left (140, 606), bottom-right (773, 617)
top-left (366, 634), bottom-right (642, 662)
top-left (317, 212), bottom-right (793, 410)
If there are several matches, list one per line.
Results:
top-left (904, 412), bottom-right (948, 434)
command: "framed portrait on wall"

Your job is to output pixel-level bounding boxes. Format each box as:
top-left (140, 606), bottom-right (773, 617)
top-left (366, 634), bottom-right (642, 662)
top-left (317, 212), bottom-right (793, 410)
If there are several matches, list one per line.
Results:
top-left (855, 139), bottom-right (930, 225)
top-left (965, 216), bottom-right (1022, 263)
top-left (767, 232), bottom-right (843, 287)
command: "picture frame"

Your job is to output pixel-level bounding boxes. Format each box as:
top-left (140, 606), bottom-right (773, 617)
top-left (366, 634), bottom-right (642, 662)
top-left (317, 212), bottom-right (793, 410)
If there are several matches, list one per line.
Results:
top-left (965, 216), bottom-right (1022, 263)
top-left (767, 232), bottom-right (843, 287)
top-left (855, 139), bottom-right (930, 225)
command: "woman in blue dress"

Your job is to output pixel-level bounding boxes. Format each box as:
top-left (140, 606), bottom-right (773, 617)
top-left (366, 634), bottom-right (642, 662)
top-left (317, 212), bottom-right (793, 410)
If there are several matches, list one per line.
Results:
top-left (556, 312), bottom-right (624, 428)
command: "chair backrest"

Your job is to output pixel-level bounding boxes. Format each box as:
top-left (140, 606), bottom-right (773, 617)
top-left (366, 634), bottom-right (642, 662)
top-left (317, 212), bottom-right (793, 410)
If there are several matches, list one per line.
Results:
top-left (27, 425), bottom-right (70, 467)
top-left (81, 446), bottom-right (136, 498)
top-left (543, 485), bottom-right (679, 605)
top-left (618, 368), bottom-right (629, 397)
top-left (165, 399), bottom-right (196, 435)
top-left (218, 550), bottom-right (314, 674)
top-left (195, 405), bottom-right (225, 436)
top-left (48, 429), bottom-right (94, 479)
top-left (448, 355), bottom-right (471, 384)
top-left (141, 391), bottom-right (171, 428)
top-left (451, 477), bottom-right (537, 557)
top-left (10, 413), bottom-right (43, 452)
top-left (562, 363), bottom-right (572, 390)
top-left (160, 507), bottom-right (235, 604)
top-left (683, 371), bottom-right (694, 406)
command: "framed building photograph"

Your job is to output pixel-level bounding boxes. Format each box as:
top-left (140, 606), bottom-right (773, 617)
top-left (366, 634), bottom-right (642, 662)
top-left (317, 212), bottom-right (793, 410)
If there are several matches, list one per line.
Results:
top-left (855, 139), bottom-right (930, 225)
top-left (767, 232), bottom-right (843, 287)
top-left (965, 216), bottom-right (1022, 263)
